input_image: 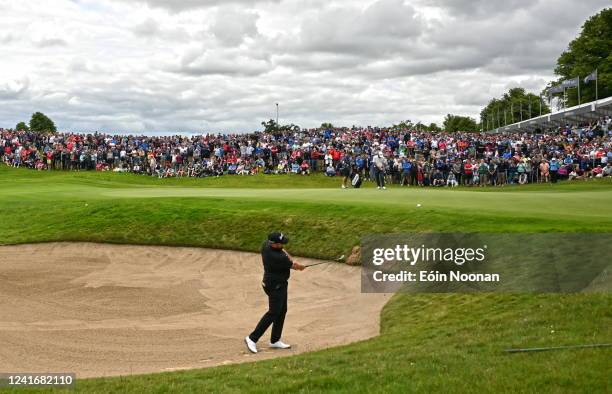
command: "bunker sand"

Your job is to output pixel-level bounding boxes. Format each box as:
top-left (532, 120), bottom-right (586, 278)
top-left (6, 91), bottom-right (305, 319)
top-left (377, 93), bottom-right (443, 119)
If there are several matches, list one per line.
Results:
top-left (0, 243), bottom-right (389, 378)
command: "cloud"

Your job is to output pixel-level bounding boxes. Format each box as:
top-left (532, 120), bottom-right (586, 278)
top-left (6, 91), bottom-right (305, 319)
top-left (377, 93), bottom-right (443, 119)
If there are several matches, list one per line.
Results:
top-left (422, 0), bottom-right (534, 18)
top-left (35, 38), bottom-right (68, 47)
top-left (110, 0), bottom-right (280, 12)
top-left (210, 8), bottom-right (260, 46)
top-left (0, 78), bottom-right (30, 100)
top-left (131, 18), bottom-right (160, 37)
top-left (0, 0), bottom-right (608, 133)
top-left (294, 0), bottom-right (422, 56)
top-left (1, 34), bottom-right (15, 44)
top-left (175, 48), bottom-right (271, 76)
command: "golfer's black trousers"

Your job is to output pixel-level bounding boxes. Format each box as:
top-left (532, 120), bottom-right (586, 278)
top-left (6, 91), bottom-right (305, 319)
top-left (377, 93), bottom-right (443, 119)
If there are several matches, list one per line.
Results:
top-left (249, 282), bottom-right (288, 344)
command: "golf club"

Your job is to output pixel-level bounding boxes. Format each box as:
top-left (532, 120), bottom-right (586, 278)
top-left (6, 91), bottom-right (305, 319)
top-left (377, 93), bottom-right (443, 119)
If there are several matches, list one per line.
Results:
top-left (304, 261), bottom-right (331, 268)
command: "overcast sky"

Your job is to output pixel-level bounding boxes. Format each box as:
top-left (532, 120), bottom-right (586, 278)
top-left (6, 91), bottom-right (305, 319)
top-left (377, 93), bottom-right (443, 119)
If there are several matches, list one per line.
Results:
top-left (0, 0), bottom-right (608, 134)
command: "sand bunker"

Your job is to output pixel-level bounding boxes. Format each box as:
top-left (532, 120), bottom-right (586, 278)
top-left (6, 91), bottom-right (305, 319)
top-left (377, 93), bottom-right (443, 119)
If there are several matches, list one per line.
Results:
top-left (0, 243), bottom-right (389, 378)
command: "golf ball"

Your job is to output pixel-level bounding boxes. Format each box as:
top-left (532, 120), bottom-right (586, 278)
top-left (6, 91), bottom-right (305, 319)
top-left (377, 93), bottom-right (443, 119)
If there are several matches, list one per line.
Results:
top-left (416, 204), bottom-right (422, 207)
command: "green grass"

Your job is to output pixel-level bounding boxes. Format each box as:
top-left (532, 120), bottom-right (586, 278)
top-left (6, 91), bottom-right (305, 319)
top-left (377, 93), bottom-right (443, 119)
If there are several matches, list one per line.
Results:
top-left (1, 165), bottom-right (611, 393)
top-left (2, 166), bottom-right (611, 258)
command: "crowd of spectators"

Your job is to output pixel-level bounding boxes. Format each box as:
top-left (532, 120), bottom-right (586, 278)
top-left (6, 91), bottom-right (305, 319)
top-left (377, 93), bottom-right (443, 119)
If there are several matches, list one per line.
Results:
top-left (2, 117), bottom-right (611, 188)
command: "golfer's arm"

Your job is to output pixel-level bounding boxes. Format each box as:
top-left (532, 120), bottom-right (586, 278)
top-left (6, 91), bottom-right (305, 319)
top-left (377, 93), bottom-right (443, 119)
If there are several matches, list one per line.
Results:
top-left (283, 250), bottom-right (294, 263)
top-left (284, 250), bottom-right (303, 270)
top-left (287, 254), bottom-right (300, 270)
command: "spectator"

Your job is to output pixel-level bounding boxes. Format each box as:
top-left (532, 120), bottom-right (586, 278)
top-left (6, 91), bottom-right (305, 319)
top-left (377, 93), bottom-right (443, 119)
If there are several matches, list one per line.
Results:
top-left (1, 117), bottom-right (609, 188)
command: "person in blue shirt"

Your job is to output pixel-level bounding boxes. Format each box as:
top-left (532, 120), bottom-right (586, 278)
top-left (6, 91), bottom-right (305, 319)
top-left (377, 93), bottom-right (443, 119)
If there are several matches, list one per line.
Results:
top-left (549, 157), bottom-right (560, 183)
top-left (355, 156), bottom-right (365, 171)
top-left (401, 158), bottom-right (412, 186)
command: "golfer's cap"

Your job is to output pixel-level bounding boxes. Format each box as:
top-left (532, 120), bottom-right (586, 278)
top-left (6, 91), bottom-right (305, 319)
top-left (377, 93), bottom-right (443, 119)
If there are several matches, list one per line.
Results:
top-left (268, 232), bottom-right (289, 244)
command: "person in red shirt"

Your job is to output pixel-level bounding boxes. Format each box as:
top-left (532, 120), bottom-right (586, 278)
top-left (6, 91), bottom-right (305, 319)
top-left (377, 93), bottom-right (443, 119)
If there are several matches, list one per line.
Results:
top-left (331, 148), bottom-right (341, 164)
top-left (46, 151), bottom-right (53, 170)
top-left (300, 161), bottom-right (310, 175)
top-left (463, 160), bottom-right (473, 186)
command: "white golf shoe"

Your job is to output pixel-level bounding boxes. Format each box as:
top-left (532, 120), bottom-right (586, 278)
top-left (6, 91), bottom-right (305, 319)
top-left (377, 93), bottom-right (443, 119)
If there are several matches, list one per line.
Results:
top-left (245, 336), bottom-right (258, 353)
top-left (270, 341), bottom-right (292, 349)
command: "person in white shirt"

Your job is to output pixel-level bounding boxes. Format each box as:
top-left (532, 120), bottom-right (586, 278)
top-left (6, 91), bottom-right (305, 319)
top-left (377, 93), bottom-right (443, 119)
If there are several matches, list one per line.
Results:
top-left (373, 151), bottom-right (387, 190)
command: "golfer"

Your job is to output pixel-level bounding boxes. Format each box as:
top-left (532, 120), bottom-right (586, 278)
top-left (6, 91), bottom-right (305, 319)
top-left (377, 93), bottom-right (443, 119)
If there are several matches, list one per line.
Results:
top-left (245, 232), bottom-right (305, 353)
top-left (373, 151), bottom-right (387, 189)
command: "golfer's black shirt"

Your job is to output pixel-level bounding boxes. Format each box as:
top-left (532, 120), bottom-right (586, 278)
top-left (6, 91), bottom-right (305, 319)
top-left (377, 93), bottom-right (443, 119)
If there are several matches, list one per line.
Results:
top-left (261, 241), bottom-right (293, 284)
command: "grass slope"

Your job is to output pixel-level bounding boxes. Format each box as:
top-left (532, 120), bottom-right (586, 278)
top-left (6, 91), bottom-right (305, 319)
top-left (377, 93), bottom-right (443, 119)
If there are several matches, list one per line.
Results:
top-left (0, 166), bottom-right (610, 393)
top-left (1, 167), bottom-right (611, 258)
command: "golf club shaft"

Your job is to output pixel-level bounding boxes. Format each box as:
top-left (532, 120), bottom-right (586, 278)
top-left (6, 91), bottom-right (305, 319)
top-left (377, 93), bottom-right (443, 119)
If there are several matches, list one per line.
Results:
top-left (305, 261), bottom-right (329, 268)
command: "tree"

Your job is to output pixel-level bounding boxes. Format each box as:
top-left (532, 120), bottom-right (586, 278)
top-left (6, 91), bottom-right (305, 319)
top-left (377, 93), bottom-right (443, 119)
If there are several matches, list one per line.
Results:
top-left (15, 121), bottom-right (29, 131)
top-left (261, 119), bottom-right (300, 133)
top-left (443, 114), bottom-right (478, 132)
top-left (261, 119), bottom-right (278, 133)
top-left (29, 112), bottom-right (57, 133)
top-left (427, 123), bottom-right (442, 132)
top-left (279, 123), bottom-right (301, 132)
top-left (391, 120), bottom-right (413, 130)
top-left (551, 8), bottom-right (611, 106)
top-left (320, 122), bottom-right (334, 129)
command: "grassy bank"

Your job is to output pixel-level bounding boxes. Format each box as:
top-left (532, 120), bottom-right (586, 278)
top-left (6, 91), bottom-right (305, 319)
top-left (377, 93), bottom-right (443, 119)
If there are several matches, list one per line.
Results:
top-left (1, 166), bottom-right (611, 259)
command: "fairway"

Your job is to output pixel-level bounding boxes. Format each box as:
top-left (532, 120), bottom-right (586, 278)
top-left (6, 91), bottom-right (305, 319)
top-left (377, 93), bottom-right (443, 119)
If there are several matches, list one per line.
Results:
top-left (0, 166), bottom-right (610, 393)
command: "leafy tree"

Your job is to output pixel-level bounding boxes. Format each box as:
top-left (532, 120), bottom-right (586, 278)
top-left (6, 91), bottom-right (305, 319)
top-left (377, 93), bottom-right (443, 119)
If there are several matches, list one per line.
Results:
top-left (261, 119), bottom-right (300, 133)
top-left (551, 8), bottom-right (611, 106)
top-left (29, 112), bottom-right (57, 133)
top-left (279, 123), bottom-right (301, 132)
top-left (427, 123), bottom-right (442, 132)
top-left (15, 121), bottom-right (29, 131)
top-left (443, 114), bottom-right (478, 132)
top-left (320, 122), bottom-right (334, 129)
top-left (261, 119), bottom-right (278, 133)
top-left (391, 120), bottom-right (413, 130)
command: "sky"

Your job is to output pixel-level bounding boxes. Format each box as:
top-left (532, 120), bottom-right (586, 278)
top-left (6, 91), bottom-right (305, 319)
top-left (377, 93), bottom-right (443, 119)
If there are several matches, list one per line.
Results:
top-left (0, 0), bottom-right (608, 134)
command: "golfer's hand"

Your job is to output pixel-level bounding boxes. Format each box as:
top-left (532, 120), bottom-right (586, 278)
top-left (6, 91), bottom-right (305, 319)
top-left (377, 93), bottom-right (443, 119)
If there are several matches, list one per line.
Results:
top-left (292, 262), bottom-right (306, 271)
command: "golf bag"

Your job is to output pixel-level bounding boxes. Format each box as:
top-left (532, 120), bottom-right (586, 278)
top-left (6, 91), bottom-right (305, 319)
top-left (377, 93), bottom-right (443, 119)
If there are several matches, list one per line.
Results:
top-left (351, 173), bottom-right (362, 188)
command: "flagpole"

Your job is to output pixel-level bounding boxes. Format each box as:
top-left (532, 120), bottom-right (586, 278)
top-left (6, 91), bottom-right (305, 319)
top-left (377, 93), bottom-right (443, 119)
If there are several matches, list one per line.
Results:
top-left (596, 69), bottom-right (598, 103)
top-left (548, 90), bottom-right (552, 113)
